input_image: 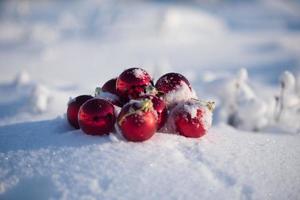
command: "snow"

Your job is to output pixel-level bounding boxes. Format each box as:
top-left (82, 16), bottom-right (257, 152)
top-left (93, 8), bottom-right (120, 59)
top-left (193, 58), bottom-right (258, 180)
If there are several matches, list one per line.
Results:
top-left (163, 83), bottom-right (197, 107)
top-left (132, 68), bottom-right (146, 79)
top-left (183, 103), bottom-right (198, 119)
top-left (95, 88), bottom-right (120, 104)
top-left (1, 0), bottom-right (300, 199)
top-left (0, 124), bottom-right (299, 200)
top-left (13, 71), bottom-right (31, 87)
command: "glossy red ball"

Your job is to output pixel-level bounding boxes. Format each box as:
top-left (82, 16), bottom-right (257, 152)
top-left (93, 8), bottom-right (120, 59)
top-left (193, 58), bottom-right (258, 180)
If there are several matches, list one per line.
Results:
top-left (117, 100), bottom-right (157, 142)
top-left (172, 102), bottom-right (209, 138)
top-left (100, 78), bottom-right (126, 107)
top-left (78, 98), bottom-right (116, 135)
top-left (116, 68), bottom-right (153, 100)
top-left (102, 78), bottom-right (118, 95)
top-left (155, 72), bottom-right (191, 94)
top-left (67, 95), bottom-right (93, 129)
top-left (138, 95), bottom-right (168, 130)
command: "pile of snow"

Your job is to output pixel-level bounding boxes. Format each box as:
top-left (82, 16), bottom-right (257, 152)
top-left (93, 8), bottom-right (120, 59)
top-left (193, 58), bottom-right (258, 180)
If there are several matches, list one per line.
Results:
top-left (272, 71), bottom-right (300, 132)
top-left (217, 68), bottom-right (269, 131)
top-left (215, 68), bottom-right (300, 133)
top-left (13, 71), bottom-right (31, 87)
top-left (0, 71), bottom-right (72, 125)
top-left (28, 84), bottom-right (50, 114)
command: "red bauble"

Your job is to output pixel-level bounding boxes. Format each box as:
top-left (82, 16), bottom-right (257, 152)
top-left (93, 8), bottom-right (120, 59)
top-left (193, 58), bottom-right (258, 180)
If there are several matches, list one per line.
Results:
top-left (116, 68), bottom-right (153, 100)
top-left (102, 78), bottom-right (118, 95)
top-left (78, 98), bottom-right (116, 135)
top-left (117, 99), bottom-right (157, 142)
top-left (155, 72), bottom-right (191, 94)
top-left (99, 78), bottom-right (126, 107)
top-left (172, 100), bottom-right (213, 138)
top-left (67, 95), bottom-right (93, 129)
top-left (138, 95), bottom-right (168, 130)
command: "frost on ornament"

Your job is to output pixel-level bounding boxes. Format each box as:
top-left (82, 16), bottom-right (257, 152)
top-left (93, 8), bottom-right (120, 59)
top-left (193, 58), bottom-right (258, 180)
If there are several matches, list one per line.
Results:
top-left (164, 99), bottom-right (214, 138)
top-left (163, 83), bottom-right (197, 108)
top-left (133, 68), bottom-right (147, 79)
top-left (155, 72), bottom-right (196, 108)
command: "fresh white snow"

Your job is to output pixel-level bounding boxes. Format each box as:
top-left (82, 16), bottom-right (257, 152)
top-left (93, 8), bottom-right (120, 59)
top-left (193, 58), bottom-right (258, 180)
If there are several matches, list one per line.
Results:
top-left (0, 0), bottom-right (300, 199)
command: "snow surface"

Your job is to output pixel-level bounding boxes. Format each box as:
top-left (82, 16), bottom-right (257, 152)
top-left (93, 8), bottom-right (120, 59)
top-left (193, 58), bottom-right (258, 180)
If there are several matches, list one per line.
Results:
top-left (1, 0), bottom-right (300, 199)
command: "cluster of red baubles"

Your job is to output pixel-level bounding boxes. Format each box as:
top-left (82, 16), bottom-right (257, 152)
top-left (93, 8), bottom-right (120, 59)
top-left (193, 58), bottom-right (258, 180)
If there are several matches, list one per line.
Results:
top-left (67, 68), bottom-right (214, 142)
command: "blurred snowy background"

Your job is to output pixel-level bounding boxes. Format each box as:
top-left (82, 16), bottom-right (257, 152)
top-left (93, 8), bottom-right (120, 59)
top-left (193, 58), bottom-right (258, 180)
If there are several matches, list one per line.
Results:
top-left (1, 0), bottom-right (300, 131)
top-left (0, 0), bottom-right (300, 199)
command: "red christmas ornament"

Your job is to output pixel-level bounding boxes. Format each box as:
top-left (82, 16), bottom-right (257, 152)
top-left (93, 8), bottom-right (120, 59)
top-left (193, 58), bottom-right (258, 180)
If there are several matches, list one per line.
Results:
top-left (116, 68), bottom-right (153, 100)
top-left (67, 95), bottom-right (93, 129)
top-left (117, 99), bottom-right (157, 142)
top-left (102, 78), bottom-right (118, 94)
top-left (78, 98), bottom-right (116, 135)
top-left (155, 72), bottom-right (191, 94)
top-left (171, 100), bottom-right (214, 138)
top-left (97, 78), bottom-right (126, 107)
top-left (138, 95), bottom-right (168, 130)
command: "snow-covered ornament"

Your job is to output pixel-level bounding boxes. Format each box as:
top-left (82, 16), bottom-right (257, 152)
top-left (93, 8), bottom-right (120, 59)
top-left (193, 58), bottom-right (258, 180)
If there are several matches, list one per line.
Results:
top-left (116, 68), bottom-right (154, 100)
top-left (155, 72), bottom-right (197, 108)
top-left (167, 99), bottom-right (215, 138)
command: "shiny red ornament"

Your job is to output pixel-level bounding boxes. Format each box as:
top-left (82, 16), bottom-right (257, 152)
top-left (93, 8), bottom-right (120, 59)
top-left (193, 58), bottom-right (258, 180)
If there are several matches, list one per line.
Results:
top-left (172, 100), bottom-right (213, 138)
top-left (102, 78), bottom-right (118, 94)
top-left (99, 78), bottom-right (126, 107)
top-left (67, 95), bottom-right (93, 129)
top-left (117, 99), bottom-right (157, 142)
top-left (78, 98), bottom-right (116, 135)
top-left (116, 68), bottom-right (153, 100)
top-left (155, 72), bottom-right (191, 94)
top-left (138, 95), bottom-right (168, 130)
